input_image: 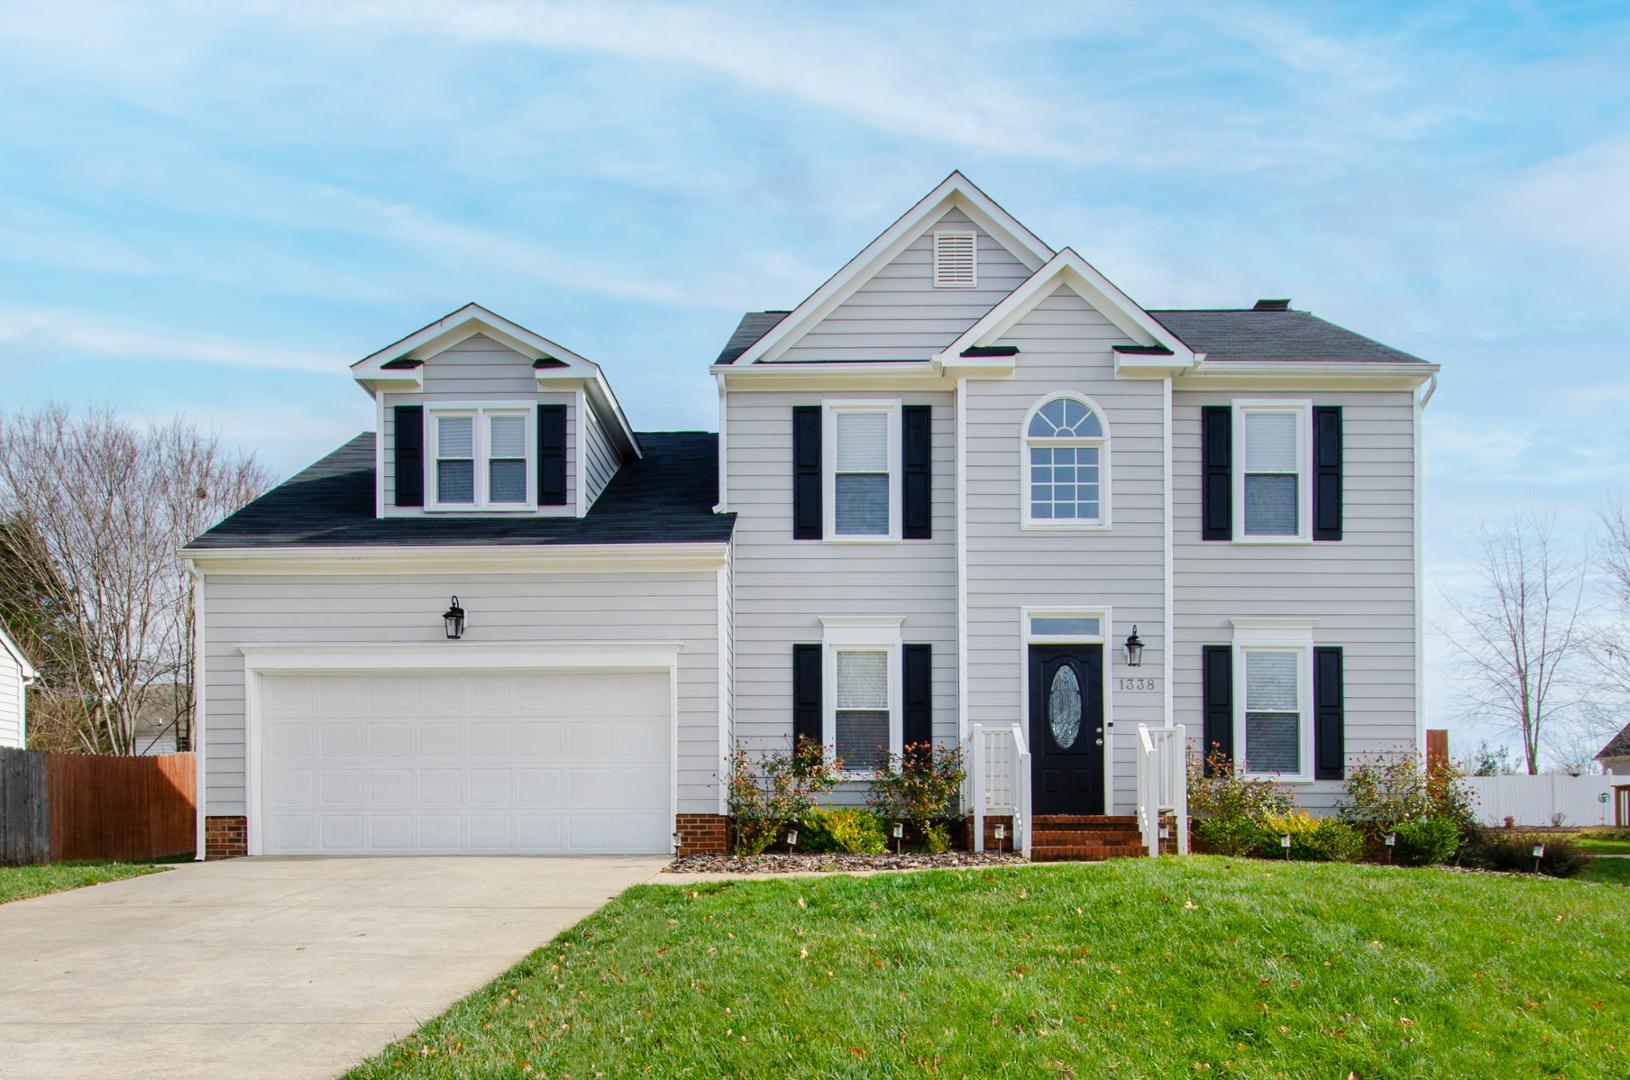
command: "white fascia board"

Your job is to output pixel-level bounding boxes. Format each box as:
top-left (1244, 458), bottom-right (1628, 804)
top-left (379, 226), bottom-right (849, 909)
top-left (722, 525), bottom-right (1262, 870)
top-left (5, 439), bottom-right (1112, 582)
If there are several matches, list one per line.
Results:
top-left (1176, 361), bottom-right (1439, 390)
top-left (714, 362), bottom-right (956, 392)
top-left (735, 171), bottom-right (1053, 365)
top-left (186, 542), bottom-right (730, 576)
top-left (240, 640), bottom-right (684, 675)
top-left (0, 626), bottom-right (37, 681)
top-left (936, 249), bottom-right (1195, 368)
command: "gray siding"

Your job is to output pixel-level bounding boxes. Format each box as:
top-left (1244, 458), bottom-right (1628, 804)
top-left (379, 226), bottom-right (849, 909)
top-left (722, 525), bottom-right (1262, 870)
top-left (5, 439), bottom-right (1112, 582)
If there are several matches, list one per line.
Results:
top-left (725, 388), bottom-right (958, 799)
top-left (964, 287), bottom-right (1167, 813)
top-left (780, 208), bottom-right (1032, 361)
top-left (0, 656), bottom-right (22, 748)
top-left (380, 334), bottom-right (578, 515)
top-left (202, 571), bottom-right (723, 816)
top-left (581, 396), bottom-right (620, 509)
top-left (1171, 388), bottom-right (1418, 811)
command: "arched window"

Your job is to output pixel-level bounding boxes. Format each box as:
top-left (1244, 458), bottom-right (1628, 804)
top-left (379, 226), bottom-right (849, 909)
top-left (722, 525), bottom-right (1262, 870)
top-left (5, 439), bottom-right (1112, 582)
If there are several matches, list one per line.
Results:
top-left (1023, 394), bottom-right (1108, 527)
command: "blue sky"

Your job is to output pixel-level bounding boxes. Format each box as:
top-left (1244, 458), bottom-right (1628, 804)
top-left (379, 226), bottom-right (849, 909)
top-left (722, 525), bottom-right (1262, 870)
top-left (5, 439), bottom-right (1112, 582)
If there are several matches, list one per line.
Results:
top-left (2, 1), bottom-right (1627, 755)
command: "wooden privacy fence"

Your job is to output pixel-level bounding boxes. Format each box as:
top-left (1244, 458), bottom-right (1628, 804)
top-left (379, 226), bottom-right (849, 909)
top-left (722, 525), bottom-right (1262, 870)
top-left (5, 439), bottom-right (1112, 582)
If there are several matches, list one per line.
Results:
top-left (0, 748), bottom-right (195, 865)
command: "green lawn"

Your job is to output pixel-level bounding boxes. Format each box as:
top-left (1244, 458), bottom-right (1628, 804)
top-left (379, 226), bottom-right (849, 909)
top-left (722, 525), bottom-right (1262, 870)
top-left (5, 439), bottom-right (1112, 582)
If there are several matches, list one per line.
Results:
top-left (1574, 836), bottom-right (1630, 855)
top-left (1582, 857), bottom-right (1630, 886)
top-left (0, 861), bottom-right (167, 904)
top-left (349, 857), bottom-right (1630, 1078)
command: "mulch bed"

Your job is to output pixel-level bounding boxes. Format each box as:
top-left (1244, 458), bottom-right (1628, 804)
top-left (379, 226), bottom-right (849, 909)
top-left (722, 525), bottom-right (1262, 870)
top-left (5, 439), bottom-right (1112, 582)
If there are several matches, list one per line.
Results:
top-left (666, 851), bottom-right (1026, 874)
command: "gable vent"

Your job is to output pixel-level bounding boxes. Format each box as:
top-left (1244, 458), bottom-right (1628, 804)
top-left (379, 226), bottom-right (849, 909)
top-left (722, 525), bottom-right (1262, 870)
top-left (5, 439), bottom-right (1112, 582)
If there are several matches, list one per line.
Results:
top-left (933, 230), bottom-right (977, 288)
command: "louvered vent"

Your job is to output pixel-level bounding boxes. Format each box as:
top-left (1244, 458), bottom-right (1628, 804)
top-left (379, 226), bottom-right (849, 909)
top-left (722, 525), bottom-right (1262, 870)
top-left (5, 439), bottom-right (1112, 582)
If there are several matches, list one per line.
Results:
top-left (933, 230), bottom-right (977, 287)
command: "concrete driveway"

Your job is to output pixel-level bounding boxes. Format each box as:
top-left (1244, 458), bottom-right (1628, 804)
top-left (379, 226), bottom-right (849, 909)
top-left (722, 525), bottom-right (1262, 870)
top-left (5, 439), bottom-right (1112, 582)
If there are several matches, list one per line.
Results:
top-left (0, 855), bottom-right (669, 1080)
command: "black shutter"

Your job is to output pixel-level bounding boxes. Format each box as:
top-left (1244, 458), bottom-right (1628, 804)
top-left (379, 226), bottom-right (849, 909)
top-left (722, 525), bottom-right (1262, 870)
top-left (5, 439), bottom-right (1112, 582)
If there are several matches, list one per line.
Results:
top-left (792, 406), bottom-right (821, 540)
top-left (537, 404), bottom-right (567, 506)
top-left (393, 405), bottom-right (424, 507)
top-left (902, 405), bottom-right (932, 540)
top-left (1201, 406), bottom-right (1232, 541)
top-left (903, 643), bottom-right (933, 750)
top-left (1313, 406), bottom-right (1343, 541)
top-left (792, 644), bottom-right (822, 746)
top-left (1314, 646), bottom-right (1345, 780)
top-left (1202, 645), bottom-right (1233, 774)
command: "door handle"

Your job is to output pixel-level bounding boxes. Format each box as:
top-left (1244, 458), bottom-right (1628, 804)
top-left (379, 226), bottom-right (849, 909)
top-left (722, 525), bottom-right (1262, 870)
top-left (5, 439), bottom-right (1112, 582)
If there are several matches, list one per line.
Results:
top-left (1094, 738), bottom-right (1103, 746)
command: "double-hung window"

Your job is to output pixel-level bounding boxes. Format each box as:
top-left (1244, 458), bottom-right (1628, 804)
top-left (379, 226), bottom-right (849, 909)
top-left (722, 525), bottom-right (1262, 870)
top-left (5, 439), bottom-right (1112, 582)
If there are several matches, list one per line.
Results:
top-left (1231, 619), bottom-right (1315, 781)
top-left (1234, 401), bottom-right (1311, 541)
top-left (430, 406), bottom-right (533, 509)
top-left (824, 403), bottom-right (899, 540)
top-left (820, 616), bottom-right (903, 776)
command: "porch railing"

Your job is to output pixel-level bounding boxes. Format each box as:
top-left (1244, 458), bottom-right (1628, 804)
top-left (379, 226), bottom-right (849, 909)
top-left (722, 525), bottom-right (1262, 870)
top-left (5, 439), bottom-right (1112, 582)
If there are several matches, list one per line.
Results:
top-left (1134, 723), bottom-right (1189, 857)
top-left (971, 722), bottom-right (1031, 859)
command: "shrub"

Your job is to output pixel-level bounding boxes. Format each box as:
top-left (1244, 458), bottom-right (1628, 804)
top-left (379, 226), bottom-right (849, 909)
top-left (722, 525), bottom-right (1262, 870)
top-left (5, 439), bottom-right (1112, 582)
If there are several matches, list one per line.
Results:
top-left (1470, 832), bottom-right (1589, 878)
top-left (1187, 747), bottom-right (1293, 824)
top-left (801, 807), bottom-right (888, 855)
top-left (725, 737), bottom-right (842, 855)
top-left (1195, 816), bottom-right (1267, 857)
top-left (869, 742), bottom-right (966, 853)
top-left (1390, 816), bottom-right (1462, 866)
top-left (1342, 748), bottom-right (1479, 848)
top-left (1252, 812), bottom-right (1364, 863)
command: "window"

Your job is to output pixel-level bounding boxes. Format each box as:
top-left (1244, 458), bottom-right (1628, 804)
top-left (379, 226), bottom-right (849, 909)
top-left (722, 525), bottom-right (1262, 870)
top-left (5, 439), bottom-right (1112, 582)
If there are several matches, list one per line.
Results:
top-left (820, 616), bottom-right (903, 777)
top-left (824, 403), bottom-right (899, 540)
top-left (1231, 618), bottom-right (1315, 781)
top-left (933, 230), bottom-right (976, 287)
top-left (1023, 394), bottom-right (1108, 527)
top-left (429, 405), bottom-right (533, 510)
top-left (1235, 402), bottom-right (1311, 541)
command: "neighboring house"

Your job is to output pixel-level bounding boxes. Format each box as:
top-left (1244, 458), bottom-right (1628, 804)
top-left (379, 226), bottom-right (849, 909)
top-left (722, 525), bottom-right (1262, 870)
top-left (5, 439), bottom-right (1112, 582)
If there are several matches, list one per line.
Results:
top-left (0, 623), bottom-right (38, 749)
top-left (183, 172), bottom-right (1438, 859)
top-left (1598, 722), bottom-right (1630, 776)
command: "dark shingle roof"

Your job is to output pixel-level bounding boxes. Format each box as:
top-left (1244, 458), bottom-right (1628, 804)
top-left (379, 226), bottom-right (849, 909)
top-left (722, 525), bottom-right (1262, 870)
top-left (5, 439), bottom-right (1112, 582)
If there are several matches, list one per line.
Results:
top-left (1147, 308), bottom-right (1427, 364)
top-left (1597, 721), bottom-right (1630, 761)
top-left (187, 432), bottom-right (734, 549)
top-left (714, 311), bottom-right (790, 364)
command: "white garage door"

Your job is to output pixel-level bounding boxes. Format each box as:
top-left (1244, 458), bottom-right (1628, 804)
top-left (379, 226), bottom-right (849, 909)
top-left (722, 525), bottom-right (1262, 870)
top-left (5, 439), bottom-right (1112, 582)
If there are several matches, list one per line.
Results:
top-left (257, 670), bottom-right (671, 855)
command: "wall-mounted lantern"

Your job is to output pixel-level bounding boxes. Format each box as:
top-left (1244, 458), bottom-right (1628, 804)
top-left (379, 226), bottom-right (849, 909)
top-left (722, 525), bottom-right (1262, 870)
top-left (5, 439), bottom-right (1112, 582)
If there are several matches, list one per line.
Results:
top-left (443, 596), bottom-right (466, 640)
top-left (1123, 626), bottom-right (1145, 668)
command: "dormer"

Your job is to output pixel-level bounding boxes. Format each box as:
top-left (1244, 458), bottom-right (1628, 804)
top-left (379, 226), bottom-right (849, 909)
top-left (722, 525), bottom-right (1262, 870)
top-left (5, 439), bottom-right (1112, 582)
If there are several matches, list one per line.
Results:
top-left (351, 303), bottom-right (641, 519)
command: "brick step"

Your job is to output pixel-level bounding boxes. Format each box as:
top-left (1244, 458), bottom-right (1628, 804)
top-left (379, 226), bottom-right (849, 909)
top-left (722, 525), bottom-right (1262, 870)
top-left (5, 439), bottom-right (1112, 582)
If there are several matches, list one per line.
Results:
top-left (1032, 846), bottom-right (1149, 862)
top-left (1031, 822), bottom-right (1144, 835)
top-left (1032, 814), bottom-right (1138, 825)
top-left (1030, 829), bottom-right (1144, 846)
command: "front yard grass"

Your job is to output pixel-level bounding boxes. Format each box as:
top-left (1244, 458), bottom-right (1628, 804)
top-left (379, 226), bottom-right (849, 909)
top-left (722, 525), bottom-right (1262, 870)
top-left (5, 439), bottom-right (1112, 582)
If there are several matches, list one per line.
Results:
top-left (0, 860), bottom-right (166, 904)
top-left (1582, 856), bottom-right (1630, 886)
top-left (350, 857), bottom-right (1630, 1078)
top-left (1573, 835), bottom-right (1630, 855)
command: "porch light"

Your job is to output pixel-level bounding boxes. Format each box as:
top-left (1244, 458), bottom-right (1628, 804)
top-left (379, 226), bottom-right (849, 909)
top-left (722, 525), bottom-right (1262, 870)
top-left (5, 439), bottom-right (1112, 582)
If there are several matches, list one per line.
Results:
top-left (443, 596), bottom-right (466, 640)
top-left (1123, 627), bottom-right (1145, 668)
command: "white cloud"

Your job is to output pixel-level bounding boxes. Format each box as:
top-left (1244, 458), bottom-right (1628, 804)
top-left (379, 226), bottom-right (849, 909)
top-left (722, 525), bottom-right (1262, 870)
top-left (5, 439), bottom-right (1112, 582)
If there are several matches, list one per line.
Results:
top-left (0, 308), bottom-right (344, 373)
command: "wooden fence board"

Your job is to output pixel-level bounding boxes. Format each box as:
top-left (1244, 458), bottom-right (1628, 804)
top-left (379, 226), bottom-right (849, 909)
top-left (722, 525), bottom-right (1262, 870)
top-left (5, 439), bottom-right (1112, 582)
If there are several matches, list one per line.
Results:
top-left (48, 752), bottom-right (196, 861)
top-left (0, 748), bottom-right (49, 865)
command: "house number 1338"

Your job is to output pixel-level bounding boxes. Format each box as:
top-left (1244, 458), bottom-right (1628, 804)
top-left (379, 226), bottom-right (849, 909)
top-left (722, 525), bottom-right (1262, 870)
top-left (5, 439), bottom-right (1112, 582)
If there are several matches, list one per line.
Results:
top-left (1117, 677), bottom-right (1158, 692)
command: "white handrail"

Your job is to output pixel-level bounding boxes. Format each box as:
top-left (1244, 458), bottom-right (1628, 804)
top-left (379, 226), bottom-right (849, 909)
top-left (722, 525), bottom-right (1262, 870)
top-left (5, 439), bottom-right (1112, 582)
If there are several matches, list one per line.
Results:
top-left (1134, 723), bottom-right (1189, 857)
top-left (971, 721), bottom-right (1030, 857)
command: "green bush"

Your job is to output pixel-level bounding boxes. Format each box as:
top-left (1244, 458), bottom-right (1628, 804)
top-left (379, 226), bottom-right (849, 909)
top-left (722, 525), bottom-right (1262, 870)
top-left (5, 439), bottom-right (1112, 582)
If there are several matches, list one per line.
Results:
top-left (1470, 832), bottom-right (1589, 878)
top-left (801, 807), bottom-right (888, 855)
top-left (1196, 816), bottom-right (1267, 856)
top-left (1391, 816), bottom-right (1462, 866)
top-left (868, 742), bottom-right (966, 853)
top-left (1188, 748), bottom-right (1293, 824)
top-left (1251, 813), bottom-right (1364, 863)
top-left (1341, 748), bottom-right (1479, 846)
top-left (726, 737), bottom-right (842, 855)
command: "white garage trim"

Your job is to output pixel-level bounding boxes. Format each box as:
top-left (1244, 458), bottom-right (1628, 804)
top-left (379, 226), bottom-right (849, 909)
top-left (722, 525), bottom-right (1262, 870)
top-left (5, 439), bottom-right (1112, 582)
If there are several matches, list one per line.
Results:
top-left (240, 641), bottom-right (682, 857)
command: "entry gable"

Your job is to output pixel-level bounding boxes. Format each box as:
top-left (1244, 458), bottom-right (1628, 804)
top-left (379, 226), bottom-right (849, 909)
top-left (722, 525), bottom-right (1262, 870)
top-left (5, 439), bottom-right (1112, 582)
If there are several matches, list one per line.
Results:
top-left (936, 248), bottom-right (1198, 375)
top-left (732, 172), bottom-right (1053, 365)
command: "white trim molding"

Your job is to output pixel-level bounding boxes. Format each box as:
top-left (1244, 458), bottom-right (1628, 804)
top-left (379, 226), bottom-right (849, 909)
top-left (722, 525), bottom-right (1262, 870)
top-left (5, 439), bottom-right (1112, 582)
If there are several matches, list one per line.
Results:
top-left (184, 542), bottom-right (730, 576)
top-left (1019, 605), bottom-right (1114, 813)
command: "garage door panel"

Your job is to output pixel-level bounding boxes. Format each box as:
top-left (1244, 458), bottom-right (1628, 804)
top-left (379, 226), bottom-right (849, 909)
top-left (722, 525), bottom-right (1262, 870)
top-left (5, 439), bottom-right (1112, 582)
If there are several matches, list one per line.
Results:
top-left (260, 671), bottom-right (672, 855)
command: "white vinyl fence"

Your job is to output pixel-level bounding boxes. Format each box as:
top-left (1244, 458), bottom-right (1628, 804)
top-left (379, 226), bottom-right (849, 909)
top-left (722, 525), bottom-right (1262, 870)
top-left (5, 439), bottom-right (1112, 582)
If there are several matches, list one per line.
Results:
top-left (1463, 773), bottom-right (1616, 828)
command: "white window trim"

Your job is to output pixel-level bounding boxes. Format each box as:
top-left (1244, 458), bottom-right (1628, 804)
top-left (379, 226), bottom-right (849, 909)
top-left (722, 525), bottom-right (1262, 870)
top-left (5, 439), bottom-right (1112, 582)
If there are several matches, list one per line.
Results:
top-left (932, 229), bottom-right (978, 288)
top-left (428, 402), bottom-right (536, 512)
top-left (819, 616), bottom-right (903, 779)
top-left (1020, 392), bottom-right (1112, 531)
top-left (1232, 398), bottom-right (1312, 544)
top-left (822, 400), bottom-right (901, 543)
top-left (1019, 605), bottom-right (1114, 813)
top-left (1230, 618), bottom-right (1316, 783)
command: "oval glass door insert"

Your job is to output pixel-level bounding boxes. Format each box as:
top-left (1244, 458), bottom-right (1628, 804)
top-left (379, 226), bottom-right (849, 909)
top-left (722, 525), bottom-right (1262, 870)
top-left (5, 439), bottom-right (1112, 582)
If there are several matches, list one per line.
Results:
top-left (1048, 665), bottom-right (1082, 749)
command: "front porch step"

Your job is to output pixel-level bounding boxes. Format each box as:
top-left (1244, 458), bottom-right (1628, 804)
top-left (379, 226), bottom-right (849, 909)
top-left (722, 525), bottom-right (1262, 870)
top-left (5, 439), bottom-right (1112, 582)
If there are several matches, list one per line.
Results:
top-left (1032, 814), bottom-right (1138, 826)
top-left (1031, 844), bottom-right (1148, 862)
top-left (1027, 814), bottom-right (1147, 862)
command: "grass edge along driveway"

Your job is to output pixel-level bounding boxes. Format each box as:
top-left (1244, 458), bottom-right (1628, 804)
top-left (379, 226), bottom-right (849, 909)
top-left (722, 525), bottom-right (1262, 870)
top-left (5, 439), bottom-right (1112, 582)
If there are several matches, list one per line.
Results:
top-left (349, 857), bottom-right (1630, 1078)
top-left (0, 861), bottom-right (167, 904)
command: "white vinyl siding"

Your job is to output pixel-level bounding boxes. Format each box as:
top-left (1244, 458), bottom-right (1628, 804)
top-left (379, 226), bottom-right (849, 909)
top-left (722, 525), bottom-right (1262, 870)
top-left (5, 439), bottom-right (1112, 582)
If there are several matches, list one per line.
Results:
top-left (779, 208), bottom-right (1032, 361)
top-left (0, 656), bottom-right (23, 748)
top-left (1174, 388), bottom-right (1419, 812)
top-left (201, 571), bottom-right (722, 817)
top-left (581, 397), bottom-right (621, 509)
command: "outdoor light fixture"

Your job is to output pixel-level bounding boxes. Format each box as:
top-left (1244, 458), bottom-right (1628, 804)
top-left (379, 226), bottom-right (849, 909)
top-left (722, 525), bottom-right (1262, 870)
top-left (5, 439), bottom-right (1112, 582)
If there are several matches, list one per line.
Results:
top-left (442, 596), bottom-right (466, 640)
top-left (1532, 842), bottom-right (1545, 874)
top-left (786, 828), bottom-right (798, 848)
top-left (1384, 832), bottom-right (1397, 864)
top-left (892, 821), bottom-right (904, 854)
top-left (892, 822), bottom-right (904, 839)
top-left (1280, 833), bottom-right (1292, 858)
top-left (1123, 626), bottom-right (1145, 668)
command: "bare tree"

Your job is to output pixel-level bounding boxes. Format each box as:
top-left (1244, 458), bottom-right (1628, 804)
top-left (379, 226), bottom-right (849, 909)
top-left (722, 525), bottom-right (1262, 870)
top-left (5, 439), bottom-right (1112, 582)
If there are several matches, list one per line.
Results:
top-left (1439, 509), bottom-right (1588, 774)
top-left (1588, 498), bottom-right (1630, 728)
top-left (0, 406), bottom-right (270, 754)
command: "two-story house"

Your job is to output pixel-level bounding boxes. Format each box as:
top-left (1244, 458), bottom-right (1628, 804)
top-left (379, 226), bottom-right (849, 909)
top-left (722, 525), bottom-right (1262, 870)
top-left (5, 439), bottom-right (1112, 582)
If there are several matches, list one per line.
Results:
top-left (185, 173), bottom-right (1436, 859)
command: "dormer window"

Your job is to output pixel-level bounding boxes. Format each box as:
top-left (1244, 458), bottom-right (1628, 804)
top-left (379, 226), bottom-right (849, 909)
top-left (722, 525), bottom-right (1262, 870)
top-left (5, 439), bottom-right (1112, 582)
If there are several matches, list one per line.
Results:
top-left (429, 405), bottom-right (534, 510)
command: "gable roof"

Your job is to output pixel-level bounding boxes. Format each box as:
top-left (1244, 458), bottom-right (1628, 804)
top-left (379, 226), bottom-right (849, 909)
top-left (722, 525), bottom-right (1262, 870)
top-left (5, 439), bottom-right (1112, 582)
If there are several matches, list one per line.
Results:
top-left (351, 302), bottom-right (643, 458)
top-left (936, 247), bottom-right (1197, 369)
top-left (186, 432), bottom-right (734, 549)
top-left (1597, 720), bottom-right (1630, 761)
top-left (1149, 308), bottom-right (1428, 365)
top-left (0, 624), bottom-right (37, 682)
top-left (715, 311), bottom-right (790, 365)
top-left (725, 172), bottom-right (1053, 366)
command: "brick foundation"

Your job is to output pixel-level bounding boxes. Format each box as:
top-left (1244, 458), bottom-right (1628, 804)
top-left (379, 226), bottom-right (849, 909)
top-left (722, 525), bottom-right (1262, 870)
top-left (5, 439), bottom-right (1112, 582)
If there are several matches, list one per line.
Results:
top-left (963, 814), bottom-right (1017, 853)
top-left (675, 813), bottom-right (729, 855)
top-left (205, 816), bottom-right (247, 860)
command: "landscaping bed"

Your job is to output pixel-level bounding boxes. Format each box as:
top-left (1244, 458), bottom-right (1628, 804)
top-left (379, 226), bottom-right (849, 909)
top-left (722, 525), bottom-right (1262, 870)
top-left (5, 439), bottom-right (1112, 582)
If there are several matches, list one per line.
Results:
top-left (667, 850), bottom-right (1024, 874)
